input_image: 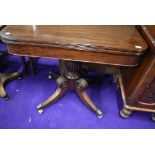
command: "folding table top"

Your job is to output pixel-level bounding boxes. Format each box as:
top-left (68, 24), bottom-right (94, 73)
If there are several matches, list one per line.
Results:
top-left (0, 25), bottom-right (147, 56)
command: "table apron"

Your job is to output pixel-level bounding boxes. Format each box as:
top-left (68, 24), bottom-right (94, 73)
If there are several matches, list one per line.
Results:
top-left (7, 44), bottom-right (140, 67)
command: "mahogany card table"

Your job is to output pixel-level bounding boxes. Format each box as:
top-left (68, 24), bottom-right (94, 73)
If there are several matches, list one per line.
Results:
top-left (0, 25), bottom-right (147, 118)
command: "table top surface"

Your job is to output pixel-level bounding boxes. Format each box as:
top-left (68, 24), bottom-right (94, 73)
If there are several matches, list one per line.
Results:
top-left (0, 25), bottom-right (147, 55)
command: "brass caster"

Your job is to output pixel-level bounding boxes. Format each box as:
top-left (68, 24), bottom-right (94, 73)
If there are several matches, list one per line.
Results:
top-left (151, 113), bottom-right (155, 122)
top-left (3, 95), bottom-right (9, 101)
top-left (38, 109), bottom-right (44, 114)
top-left (120, 109), bottom-right (129, 118)
top-left (96, 109), bottom-right (103, 119)
top-left (18, 76), bottom-right (22, 80)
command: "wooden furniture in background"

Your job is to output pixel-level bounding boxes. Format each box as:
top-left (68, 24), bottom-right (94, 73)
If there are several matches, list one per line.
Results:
top-left (0, 25), bottom-right (21, 100)
top-left (119, 25), bottom-right (155, 121)
top-left (0, 25), bottom-right (147, 117)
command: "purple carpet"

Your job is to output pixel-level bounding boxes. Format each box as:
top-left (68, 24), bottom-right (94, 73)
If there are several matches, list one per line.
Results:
top-left (0, 43), bottom-right (155, 129)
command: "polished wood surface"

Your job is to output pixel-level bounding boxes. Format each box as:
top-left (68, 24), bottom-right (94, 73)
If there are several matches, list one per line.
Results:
top-left (0, 25), bottom-right (148, 66)
top-left (0, 25), bottom-right (147, 54)
top-left (7, 44), bottom-right (142, 66)
top-left (2, 25), bottom-right (155, 120)
top-left (119, 25), bottom-right (155, 119)
top-left (37, 60), bottom-right (103, 118)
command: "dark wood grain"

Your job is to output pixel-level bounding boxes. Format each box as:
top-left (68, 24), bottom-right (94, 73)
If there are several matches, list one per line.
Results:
top-left (0, 25), bottom-right (148, 66)
top-left (7, 44), bottom-right (140, 66)
top-left (139, 78), bottom-right (155, 104)
top-left (0, 25), bottom-right (147, 54)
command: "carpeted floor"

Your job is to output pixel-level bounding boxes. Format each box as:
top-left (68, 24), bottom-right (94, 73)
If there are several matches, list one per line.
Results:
top-left (0, 43), bottom-right (155, 129)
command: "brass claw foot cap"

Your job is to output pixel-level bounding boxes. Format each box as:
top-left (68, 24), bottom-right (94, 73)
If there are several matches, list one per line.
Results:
top-left (38, 109), bottom-right (44, 114)
top-left (36, 104), bottom-right (42, 110)
top-left (96, 109), bottom-right (103, 118)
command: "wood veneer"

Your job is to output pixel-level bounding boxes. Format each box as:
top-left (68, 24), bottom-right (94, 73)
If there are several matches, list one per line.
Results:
top-left (0, 26), bottom-right (148, 67)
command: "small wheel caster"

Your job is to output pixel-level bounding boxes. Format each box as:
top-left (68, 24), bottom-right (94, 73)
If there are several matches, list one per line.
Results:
top-left (38, 109), bottom-right (44, 114)
top-left (96, 109), bottom-right (103, 119)
top-left (151, 113), bottom-right (155, 122)
top-left (3, 95), bottom-right (9, 101)
top-left (18, 76), bottom-right (22, 80)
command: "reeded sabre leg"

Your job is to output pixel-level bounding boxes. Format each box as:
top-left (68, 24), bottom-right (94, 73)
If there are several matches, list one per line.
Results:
top-left (37, 86), bottom-right (69, 112)
top-left (75, 78), bottom-right (103, 118)
top-left (76, 88), bottom-right (103, 118)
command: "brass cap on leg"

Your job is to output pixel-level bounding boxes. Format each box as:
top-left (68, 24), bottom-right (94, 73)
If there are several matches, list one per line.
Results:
top-left (96, 109), bottom-right (103, 118)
